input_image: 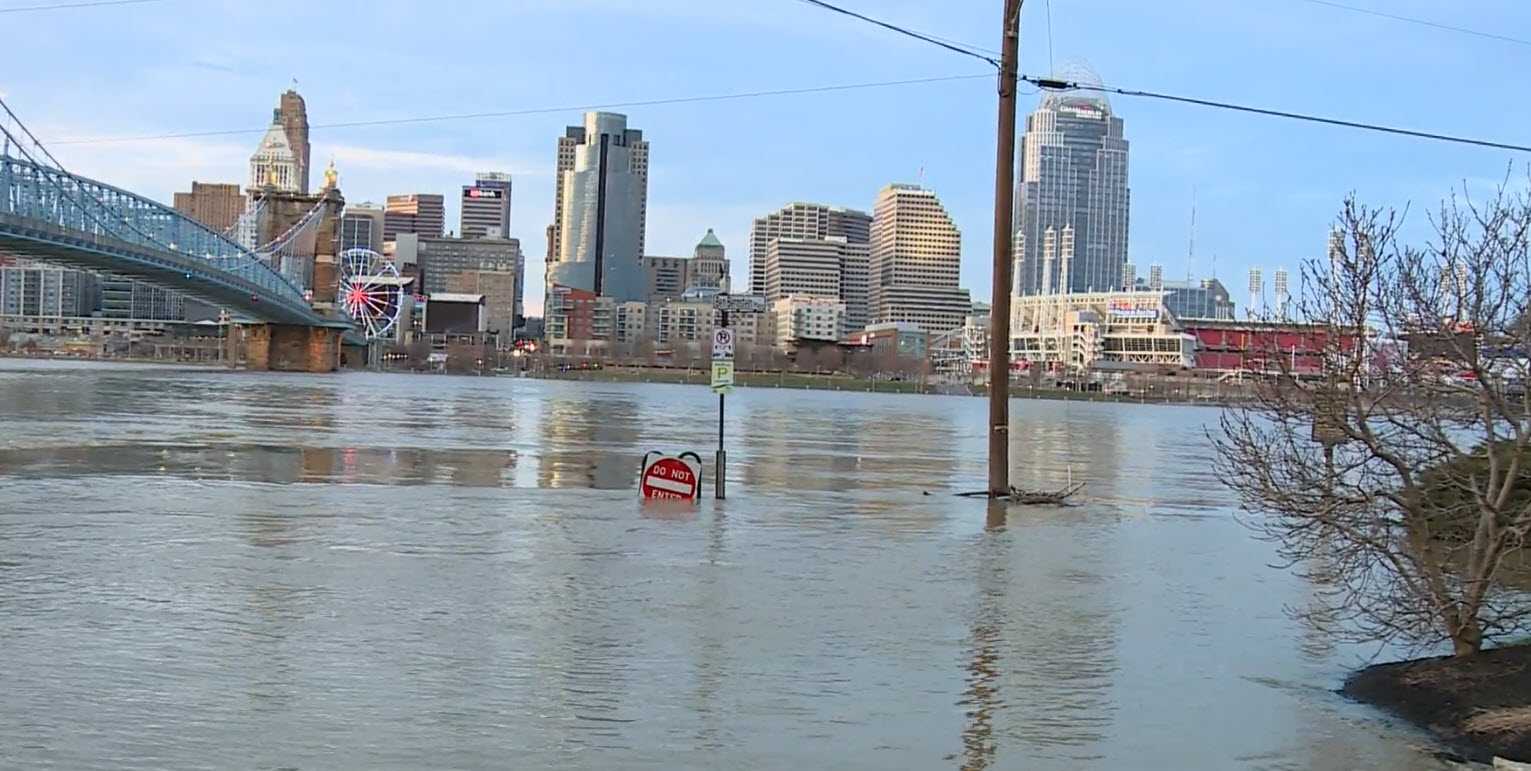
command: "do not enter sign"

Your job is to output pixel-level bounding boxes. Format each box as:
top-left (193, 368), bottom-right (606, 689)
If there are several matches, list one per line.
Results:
top-left (640, 452), bottom-right (702, 501)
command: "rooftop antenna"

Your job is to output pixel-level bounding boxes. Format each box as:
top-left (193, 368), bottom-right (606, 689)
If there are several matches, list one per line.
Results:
top-left (1186, 186), bottom-right (1197, 283)
top-left (917, 163), bottom-right (926, 187)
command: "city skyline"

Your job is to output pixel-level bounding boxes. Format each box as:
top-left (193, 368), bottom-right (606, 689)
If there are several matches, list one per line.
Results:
top-left (8, 1), bottom-right (1528, 318)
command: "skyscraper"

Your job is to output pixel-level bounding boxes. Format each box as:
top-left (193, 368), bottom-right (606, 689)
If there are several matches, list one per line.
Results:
top-left (278, 90), bottom-right (311, 194)
top-left (749, 203), bottom-right (870, 297)
top-left (546, 112), bottom-right (649, 301)
top-left (383, 194), bottom-right (445, 243)
top-left (340, 202), bottom-right (386, 253)
top-left (461, 172), bottom-right (512, 240)
top-left (249, 90), bottom-right (310, 194)
top-left (869, 183), bottom-right (971, 333)
top-left (1014, 68), bottom-right (1130, 296)
top-left (690, 229), bottom-right (729, 292)
top-left (173, 182), bottom-right (246, 233)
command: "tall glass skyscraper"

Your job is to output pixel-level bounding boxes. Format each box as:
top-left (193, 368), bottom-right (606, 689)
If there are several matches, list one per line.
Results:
top-left (1014, 69), bottom-right (1129, 296)
top-left (546, 112), bottom-right (649, 302)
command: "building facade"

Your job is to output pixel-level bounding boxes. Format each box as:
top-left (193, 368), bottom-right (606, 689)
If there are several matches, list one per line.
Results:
top-left (869, 184), bottom-right (970, 334)
top-left (277, 89), bottom-right (311, 194)
top-left (99, 276), bottom-right (184, 321)
top-left (546, 112), bottom-right (649, 302)
top-left (383, 194), bottom-right (445, 243)
top-left (0, 263), bottom-right (96, 318)
top-left (173, 182), bottom-right (245, 233)
top-left (1014, 76), bottom-right (1130, 296)
top-left (771, 295), bottom-right (846, 349)
top-left (395, 234), bottom-right (522, 316)
top-left (749, 202), bottom-right (870, 297)
top-left (340, 202), bottom-right (386, 253)
top-left (764, 237), bottom-right (842, 304)
top-left (460, 172), bottom-right (512, 240)
top-left (1159, 278), bottom-right (1235, 321)
top-left (446, 263), bottom-right (521, 341)
top-left (1010, 290), bottom-right (1195, 372)
top-left (690, 229), bottom-right (729, 292)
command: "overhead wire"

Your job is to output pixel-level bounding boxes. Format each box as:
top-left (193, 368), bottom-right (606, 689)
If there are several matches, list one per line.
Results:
top-left (1297, 0), bottom-right (1531, 49)
top-left (794, 0), bottom-right (1000, 66)
top-left (50, 73), bottom-right (997, 145)
top-left (1024, 75), bottom-right (1531, 154)
top-left (0, 0), bottom-right (163, 13)
top-left (793, 0), bottom-right (1530, 154)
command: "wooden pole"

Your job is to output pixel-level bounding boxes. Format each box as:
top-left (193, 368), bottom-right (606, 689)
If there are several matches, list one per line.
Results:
top-left (988, 0), bottom-right (1023, 497)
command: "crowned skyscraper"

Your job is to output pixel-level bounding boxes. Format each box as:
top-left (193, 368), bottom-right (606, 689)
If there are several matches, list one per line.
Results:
top-left (545, 112), bottom-right (649, 302)
top-left (1014, 66), bottom-right (1130, 296)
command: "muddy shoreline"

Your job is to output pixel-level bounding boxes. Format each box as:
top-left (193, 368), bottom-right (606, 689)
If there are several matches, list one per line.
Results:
top-left (1343, 644), bottom-right (1531, 764)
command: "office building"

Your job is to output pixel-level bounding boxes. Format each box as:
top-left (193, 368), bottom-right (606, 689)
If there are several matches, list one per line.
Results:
top-left (277, 89), bottom-right (311, 194)
top-left (546, 112), bottom-right (649, 301)
top-left (690, 229), bottom-right (729, 292)
top-left (764, 237), bottom-right (842, 304)
top-left (644, 255), bottom-right (690, 302)
top-left (446, 264), bottom-right (520, 340)
top-left (771, 295), bottom-right (846, 348)
top-left (1014, 72), bottom-right (1130, 295)
top-left (384, 194), bottom-right (445, 242)
top-left (394, 234), bottom-right (522, 321)
top-left (173, 182), bottom-right (245, 233)
top-left (642, 229), bottom-right (732, 302)
top-left (0, 263), bottom-right (96, 318)
top-left (99, 276), bottom-right (184, 320)
top-left (868, 184), bottom-right (971, 334)
top-left (838, 241), bottom-right (871, 334)
top-left (749, 202), bottom-right (870, 296)
top-left (340, 202), bottom-right (386, 253)
top-left (460, 172), bottom-right (512, 240)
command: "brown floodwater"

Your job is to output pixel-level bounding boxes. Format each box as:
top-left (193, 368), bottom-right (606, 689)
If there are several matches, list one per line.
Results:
top-left (0, 359), bottom-right (1462, 769)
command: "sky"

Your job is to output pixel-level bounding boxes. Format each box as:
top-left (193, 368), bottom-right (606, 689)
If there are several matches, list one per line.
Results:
top-left (3, 0), bottom-right (1529, 317)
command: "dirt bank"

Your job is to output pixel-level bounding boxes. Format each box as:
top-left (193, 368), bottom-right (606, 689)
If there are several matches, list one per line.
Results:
top-left (1343, 644), bottom-right (1531, 764)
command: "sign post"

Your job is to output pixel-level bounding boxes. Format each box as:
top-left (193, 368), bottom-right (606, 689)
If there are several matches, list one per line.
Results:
top-left (711, 323), bottom-right (736, 499)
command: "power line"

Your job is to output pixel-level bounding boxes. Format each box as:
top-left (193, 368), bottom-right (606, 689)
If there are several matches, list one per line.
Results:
top-left (1298, 0), bottom-right (1531, 49)
top-left (795, 0), bottom-right (999, 67)
top-left (0, 0), bottom-right (163, 14)
top-left (1024, 74), bottom-right (1531, 154)
top-left (50, 74), bottom-right (996, 145)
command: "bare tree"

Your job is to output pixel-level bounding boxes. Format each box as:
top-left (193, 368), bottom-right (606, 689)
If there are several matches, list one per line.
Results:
top-left (1215, 182), bottom-right (1531, 656)
top-left (794, 346), bottom-right (819, 373)
top-left (818, 345), bottom-right (845, 373)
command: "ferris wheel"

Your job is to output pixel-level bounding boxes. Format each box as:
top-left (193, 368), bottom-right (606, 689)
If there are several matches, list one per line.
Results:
top-left (338, 248), bottom-right (406, 340)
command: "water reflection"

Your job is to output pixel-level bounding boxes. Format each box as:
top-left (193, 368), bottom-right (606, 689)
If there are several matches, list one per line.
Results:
top-left (0, 360), bottom-right (1466, 769)
top-left (956, 502), bottom-right (1009, 770)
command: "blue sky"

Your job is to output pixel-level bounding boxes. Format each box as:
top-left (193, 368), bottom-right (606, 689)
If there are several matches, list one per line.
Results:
top-left (4, 0), bottom-right (1529, 315)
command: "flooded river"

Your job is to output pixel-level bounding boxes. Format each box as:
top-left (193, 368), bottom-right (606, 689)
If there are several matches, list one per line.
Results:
top-left (0, 359), bottom-right (1455, 769)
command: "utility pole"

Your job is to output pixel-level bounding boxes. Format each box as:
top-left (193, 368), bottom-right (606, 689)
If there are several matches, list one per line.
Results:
top-left (988, 0), bottom-right (1023, 497)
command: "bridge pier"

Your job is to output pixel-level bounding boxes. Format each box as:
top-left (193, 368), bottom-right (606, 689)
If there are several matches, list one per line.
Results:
top-left (243, 324), bottom-right (341, 373)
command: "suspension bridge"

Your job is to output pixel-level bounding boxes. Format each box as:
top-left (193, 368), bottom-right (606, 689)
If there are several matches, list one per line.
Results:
top-left (0, 100), bottom-right (359, 371)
